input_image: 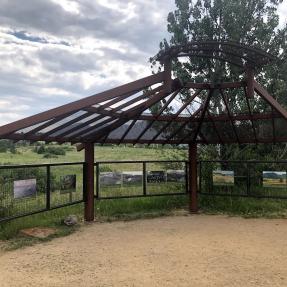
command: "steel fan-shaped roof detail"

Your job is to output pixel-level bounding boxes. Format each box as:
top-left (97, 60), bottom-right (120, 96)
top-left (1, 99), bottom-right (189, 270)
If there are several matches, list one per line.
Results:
top-left (0, 41), bottom-right (285, 148)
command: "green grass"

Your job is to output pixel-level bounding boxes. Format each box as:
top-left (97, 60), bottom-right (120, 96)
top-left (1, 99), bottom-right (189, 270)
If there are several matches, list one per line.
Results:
top-left (2, 145), bottom-right (287, 250)
top-left (200, 195), bottom-right (287, 218)
top-left (0, 195), bottom-right (188, 250)
top-left (1, 145), bottom-right (187, 166)
top-left (0, 145), bottom-right (188, 249)
top-left (0, 204), bottom-right (83, 250)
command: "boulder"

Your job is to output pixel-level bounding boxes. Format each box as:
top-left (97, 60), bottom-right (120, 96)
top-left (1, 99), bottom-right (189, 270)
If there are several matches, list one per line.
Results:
top-left (63, 215), bottom-right (78, 226)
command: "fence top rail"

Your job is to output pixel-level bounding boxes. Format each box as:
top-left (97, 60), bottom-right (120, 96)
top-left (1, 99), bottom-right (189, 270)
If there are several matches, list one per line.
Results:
top-left (200, 160), bottom-right (287, 164)
top-left (0, 161), bottom-right (85, 169)
top-left (95, 160), bottom-right (188, 164)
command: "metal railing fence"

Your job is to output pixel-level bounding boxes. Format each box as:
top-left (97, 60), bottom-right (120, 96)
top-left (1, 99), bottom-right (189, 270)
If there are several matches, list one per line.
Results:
top-left (3, 159), bottom-right (287, 223)
top-left (199, 160), bottom-right (287, 199)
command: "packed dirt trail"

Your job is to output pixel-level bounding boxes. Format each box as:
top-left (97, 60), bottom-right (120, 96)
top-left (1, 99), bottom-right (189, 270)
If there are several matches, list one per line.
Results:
top-left (1, 215), bottom-right (287, 287)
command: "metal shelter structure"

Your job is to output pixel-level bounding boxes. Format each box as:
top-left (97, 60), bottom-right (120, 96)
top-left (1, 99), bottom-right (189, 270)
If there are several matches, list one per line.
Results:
top-left (0, 41), bottom-right (285, 221)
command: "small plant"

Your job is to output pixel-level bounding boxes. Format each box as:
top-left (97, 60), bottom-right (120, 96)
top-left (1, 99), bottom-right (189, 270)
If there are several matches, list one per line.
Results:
top-left (34, 144), bottom-right (66, 156)
top-left (43, 153), bottom-right (58, 159)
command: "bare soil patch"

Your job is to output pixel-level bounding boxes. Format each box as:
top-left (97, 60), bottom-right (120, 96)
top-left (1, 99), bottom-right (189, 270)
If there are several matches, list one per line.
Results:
top-left (20, 227), bottom-right (58, 239)
top-left (0, 215), bottom-right (287, 287)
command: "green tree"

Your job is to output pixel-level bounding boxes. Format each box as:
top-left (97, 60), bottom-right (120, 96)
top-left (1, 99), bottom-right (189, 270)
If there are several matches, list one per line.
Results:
top-left (155, 0), bottom-right (287, 160)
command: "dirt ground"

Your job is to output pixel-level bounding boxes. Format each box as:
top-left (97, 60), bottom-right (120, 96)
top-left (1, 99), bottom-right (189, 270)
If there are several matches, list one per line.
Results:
top-left (1, 215), bottom-right (287, 287)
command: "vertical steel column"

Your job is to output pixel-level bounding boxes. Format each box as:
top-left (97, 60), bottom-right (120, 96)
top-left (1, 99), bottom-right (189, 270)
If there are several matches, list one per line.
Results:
top-left (96, 162), bottom-right (100, 199)
top-left (46, 165), bottom-right (51, 210)
top-left (247, 162), bottom-right (251, 196)
top-left (189, 143), bottom-right (198, 213)
top-left (143, 162), bottom-right (147, 196)
top-left (199, 161), bottom-right (202, 193)
top-left (84, 143), bottom-right (95, 222)
top-left (185, 161), bottom-right (189, 194)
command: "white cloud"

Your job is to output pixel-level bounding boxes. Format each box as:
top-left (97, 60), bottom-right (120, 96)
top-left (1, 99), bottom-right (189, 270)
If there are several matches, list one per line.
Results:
top-left (50, 0), bottom-right (81, 15)
top-left (278, 1), bottom-right (287, 28)
top-left (0, 0), bottom-right (284, 127)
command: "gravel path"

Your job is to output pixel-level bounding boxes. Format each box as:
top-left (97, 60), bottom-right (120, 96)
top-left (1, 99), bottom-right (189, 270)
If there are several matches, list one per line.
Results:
top-left (1, 215), bottom-right (287, 287)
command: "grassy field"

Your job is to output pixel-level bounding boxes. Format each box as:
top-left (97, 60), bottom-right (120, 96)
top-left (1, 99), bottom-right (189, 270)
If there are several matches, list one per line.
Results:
top-left (2, 144), bottom-right (287, 250)
top-left (0, 145), bottom-right (189, 249)
top-left (0, 145), bottom-right (187, 165)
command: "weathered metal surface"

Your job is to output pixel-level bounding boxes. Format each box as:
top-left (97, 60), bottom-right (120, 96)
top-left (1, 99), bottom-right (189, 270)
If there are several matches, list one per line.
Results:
top-left (0, 42), bottom-right (284, 146)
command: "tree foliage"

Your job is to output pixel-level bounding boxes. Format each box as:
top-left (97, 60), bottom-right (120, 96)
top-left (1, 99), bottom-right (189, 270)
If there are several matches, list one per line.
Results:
top-left (155, 0), bottom-right (287, 160)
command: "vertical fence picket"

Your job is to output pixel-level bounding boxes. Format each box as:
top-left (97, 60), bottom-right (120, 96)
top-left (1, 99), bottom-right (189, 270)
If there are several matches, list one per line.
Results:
top-left (46, 165), bottom-right (51, 210)
top-left (143, 162), bottom-right (147, 196)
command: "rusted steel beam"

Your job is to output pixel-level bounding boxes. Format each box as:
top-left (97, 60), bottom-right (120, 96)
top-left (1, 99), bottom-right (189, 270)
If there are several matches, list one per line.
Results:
top-left (189, 143), bottom-right (198, 213)
top-left (198, 131), bottom-right (208, 144)
top-left (35, 91), bottom-right (143, 139)
top-left (73, 117), bottom-right (117, 139)
top-left (61, 86), bottom-right (164, 140)
top-left (163, 106), bottom-right (203, 144)
top-left (139, 112), bottom-right (281, 122)
top-left (254, 81), bottom-right (287, 120)
top-left (47, 114), bottom-right (106, 139)
top-left (205, 110), bottom-right (223, 144)
top-left (85, 87), bottom-right (172, 143)
top-left (148, 89), bottom-right (202, 144)
top-left (246, 68), bottom-right (255, 98)
top-left (0, 72), bottom-right (165, 137)
top-left (164, 59), bottom-right (172, 94)
top-left (272, 108), bottom-right (276, 144)
top-left (180, 89), bottom-right (214, 144)
top-left (118, 119), bottom-right (137, 145)
top-left (156, 41), bottom-right (276, 67)
top-left (99, 136), bottom-right (287, 145)
top-left (184, 81), bottom-right (246, 90)
top-left (133, 89), bottom-right (181, 144)
top-left (220, 89), bottom-right (240, 143)
top-left (35, 88), bottom-right (158, 139)
top-left (38, 112), bottom-right (96, 138)
top-left (85, 85), bottom-right (164, 115)
top-left (181, 47), bottom-right (257, 65)
top-left (23, 111), bottom-right (75, 137)
top-left (80, 90), bottom-right (166, 142)
top-left (84, 143), bottom-right (94, 222)
top-left (182, 53), bottom-right (246, 68)
top-left (3, 111), bottom-right (281, 144)
top-left (244, 86), bottom-right (258, 143)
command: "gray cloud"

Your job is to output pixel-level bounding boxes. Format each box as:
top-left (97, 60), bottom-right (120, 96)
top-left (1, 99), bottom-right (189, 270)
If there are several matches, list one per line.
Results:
top-left (0, 0), bottom-right (174, 54)
top-left (0, 0), bottom-right (177, 124)
top-left (1, 0), bottom-right (283, 126)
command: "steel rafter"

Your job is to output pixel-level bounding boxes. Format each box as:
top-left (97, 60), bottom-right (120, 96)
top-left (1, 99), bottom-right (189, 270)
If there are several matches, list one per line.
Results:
top-left (133, 89), bottom-right (181, 144)
top-left (147, 89), bottom-right (202, 145)
top-left (219, 89), bottom-right (240, 144)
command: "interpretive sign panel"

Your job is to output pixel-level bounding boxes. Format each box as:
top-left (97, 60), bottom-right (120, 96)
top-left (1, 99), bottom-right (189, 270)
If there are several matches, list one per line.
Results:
top-left (147, 171), bottom-right (166, 183)
top-left (213, 170), bottom-right (234, 186)
top-left (60, 175), bottom-right (76, 194)
top-left (14, 179), bottom-right (37, 199)
top-left (100, 172), bottom-right (122, 186)
top-left (263, 171), bottom-right (287, 188)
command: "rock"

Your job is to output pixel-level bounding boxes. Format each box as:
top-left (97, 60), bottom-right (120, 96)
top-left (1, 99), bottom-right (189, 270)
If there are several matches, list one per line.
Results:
top-left (63, 215), bottom-right (78, 226)
top-left (20, 227), bottom-right (57, 239)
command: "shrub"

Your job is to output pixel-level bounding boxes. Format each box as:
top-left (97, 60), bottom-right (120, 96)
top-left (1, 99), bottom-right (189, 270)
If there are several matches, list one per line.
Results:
top-left (34, 145), bottom-right (66, 156)
top-left (46, 146), bottom-right (66, 156)
top-left (43, 153), bottom-right (58, 159)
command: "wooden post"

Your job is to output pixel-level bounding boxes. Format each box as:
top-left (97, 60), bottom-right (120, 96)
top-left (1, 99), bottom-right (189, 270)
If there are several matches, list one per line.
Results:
top-left (189, 143), bottom-right (198, 213)
top-left (84, 142), bottom-right (94, 221)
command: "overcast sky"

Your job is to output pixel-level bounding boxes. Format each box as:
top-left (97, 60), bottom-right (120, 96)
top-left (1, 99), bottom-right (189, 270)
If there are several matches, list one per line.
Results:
top-left (0, 0), bottom-right (286, 126)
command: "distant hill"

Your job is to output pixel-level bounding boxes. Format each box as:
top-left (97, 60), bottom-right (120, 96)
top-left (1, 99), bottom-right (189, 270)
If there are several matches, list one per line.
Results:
top-left (263, 172), bottom-right (286, 179)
